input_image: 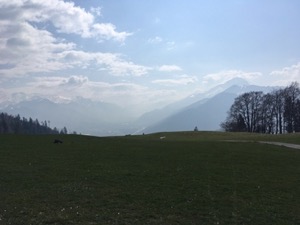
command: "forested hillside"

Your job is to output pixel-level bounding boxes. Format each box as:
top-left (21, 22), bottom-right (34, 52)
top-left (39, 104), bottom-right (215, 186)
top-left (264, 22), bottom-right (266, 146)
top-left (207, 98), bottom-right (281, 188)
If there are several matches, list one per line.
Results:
top-left (0, 112), bottom-right (68, 134)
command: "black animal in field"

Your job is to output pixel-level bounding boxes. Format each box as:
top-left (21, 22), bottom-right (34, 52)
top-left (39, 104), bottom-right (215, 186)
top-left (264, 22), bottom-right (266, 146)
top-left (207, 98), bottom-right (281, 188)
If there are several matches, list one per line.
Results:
top-left (53, 139), bottom-right (63, 144)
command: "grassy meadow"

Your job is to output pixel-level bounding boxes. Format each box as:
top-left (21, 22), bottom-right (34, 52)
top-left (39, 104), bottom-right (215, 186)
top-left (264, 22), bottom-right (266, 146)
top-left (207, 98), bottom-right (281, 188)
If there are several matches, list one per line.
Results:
top-left (0, 132), bottom-right (300, 224)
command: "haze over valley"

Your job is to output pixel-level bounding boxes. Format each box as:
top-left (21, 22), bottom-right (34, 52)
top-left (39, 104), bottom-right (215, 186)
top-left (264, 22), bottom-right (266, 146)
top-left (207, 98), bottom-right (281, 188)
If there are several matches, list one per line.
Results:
top-left (0, 78), bottom-right (278, 135)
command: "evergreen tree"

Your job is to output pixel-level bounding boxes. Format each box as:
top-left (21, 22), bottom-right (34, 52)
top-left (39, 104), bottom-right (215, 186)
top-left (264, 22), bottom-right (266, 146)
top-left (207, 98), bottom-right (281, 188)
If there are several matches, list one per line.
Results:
top-left (0, 112), bottom-right (70, 135)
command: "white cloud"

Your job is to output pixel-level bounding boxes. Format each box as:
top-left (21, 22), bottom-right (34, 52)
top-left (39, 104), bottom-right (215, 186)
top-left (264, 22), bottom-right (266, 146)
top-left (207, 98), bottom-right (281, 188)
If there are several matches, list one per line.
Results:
top-left (60, 50), bottom-right (151, 76)
top-left (152, 75), bottom-right (197, 86)
top-left (270, 62), bottom-right (300, 86)
top-left (105, 60), bottom-right (151, 77)
top-left (203, 70), bottom-right (262, 85)
top-left (201, 65), bottom-right (300, 88)
top-left (166, 41), bottom-right (176, 51)
top-left (0, 0), bottom-right (147, 77)
top-left (0, 89), bottom-right (9, 103)
top-left (92, 23), bottom-right (132, 42)
top-left (0, 0), bottom-right (131, 41)
top-left (148, 36), bottom-right (163, 44)
top-left (3, 75), bottom-right (180, 114)
top-left (90, 6), bottom-right (102, 17)
top-left (62, 75), bottom-right (89, 86)
top-left (0, 21), bottom-right (75, 76)
top-left (158, 65), bottom-right (182, 72)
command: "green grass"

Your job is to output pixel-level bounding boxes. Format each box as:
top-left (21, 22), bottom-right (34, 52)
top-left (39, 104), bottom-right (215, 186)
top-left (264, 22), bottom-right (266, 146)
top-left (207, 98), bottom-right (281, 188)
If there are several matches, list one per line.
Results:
top-left (0, 132), bottom-right (299, 224)
top-left (141, 131), bottom-right (300, 144)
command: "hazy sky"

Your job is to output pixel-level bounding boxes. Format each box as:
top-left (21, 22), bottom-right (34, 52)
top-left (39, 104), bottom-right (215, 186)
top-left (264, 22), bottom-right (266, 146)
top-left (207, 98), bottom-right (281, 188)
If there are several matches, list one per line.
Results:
top-left (1, 0), bottom-right (300, 114)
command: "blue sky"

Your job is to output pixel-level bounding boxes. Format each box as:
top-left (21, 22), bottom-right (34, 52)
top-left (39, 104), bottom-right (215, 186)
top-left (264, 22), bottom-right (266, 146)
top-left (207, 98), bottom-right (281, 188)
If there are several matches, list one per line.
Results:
top-left (0, 0), bottom-right (300, 115)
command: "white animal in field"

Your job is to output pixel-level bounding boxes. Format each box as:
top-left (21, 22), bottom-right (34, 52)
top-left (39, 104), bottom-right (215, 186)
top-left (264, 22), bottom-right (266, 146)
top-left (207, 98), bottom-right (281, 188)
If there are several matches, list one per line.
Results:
top-left (160, 136), bottom-right (166, 140)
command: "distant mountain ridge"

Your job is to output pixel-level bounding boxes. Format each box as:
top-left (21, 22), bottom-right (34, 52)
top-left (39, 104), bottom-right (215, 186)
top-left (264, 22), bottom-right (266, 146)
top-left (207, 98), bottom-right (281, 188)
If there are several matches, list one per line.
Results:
top-left (142, 92), bottom-right (236, 133)
top-left (136, 78), bottom-right (251, 129)
top-left (0, 78), bottom-right (279, 136)
top-left (139, 80), bottom-right (276, 134)
top-left (0, 97), bottom-right (133, 136)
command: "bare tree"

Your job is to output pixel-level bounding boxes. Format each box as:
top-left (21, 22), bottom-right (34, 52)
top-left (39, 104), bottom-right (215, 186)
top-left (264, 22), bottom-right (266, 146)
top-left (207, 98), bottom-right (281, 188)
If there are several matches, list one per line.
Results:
top-left (272, 89), bottom-right (285, 134)
top-left (260, 93), bottom-right (276, 133)
top-left (221, 82), bottom-right (300, 134)
top-left (223, 91), bottom-right (263, 132)
top-left (283, 82), bottom-right (300, 133)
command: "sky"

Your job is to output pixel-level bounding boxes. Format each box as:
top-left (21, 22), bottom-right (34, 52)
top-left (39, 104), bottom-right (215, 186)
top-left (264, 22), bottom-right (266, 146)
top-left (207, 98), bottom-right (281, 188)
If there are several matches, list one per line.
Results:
top-left (1, 0), bottom-right (300, 115)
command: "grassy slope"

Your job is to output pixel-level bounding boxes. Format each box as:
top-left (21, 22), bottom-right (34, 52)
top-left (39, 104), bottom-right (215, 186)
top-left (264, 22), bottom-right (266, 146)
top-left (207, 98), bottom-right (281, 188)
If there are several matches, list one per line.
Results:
top-left (143, 131), bottom-right (300, 143)
top-left (0, 132), bottom-right (299, 224)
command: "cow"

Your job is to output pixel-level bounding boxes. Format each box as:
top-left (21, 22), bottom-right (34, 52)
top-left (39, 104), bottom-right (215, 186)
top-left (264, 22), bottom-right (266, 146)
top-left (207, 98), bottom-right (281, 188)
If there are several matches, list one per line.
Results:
top-left (53, 139), bottom-right (63, 144)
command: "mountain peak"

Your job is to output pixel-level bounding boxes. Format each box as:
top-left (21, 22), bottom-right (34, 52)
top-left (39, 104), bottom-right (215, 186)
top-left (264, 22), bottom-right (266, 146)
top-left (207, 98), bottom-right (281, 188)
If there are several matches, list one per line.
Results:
top-left (224, 77), bottom-right (249, 87)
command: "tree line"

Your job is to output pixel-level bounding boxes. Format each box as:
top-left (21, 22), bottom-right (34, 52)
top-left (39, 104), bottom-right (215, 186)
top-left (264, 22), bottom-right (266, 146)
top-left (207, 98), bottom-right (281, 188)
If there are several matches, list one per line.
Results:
top-left (221, 82), bottom-right (300, 134)
top-left (0, 112), bottom-right (68, 134)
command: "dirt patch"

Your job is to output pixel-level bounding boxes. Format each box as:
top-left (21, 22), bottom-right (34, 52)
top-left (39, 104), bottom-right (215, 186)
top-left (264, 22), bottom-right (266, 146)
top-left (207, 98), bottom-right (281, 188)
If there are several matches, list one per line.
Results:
top-left (224, 140), bottom-right (300, 150)
top-left (259, 141), bottom-right (300, 150)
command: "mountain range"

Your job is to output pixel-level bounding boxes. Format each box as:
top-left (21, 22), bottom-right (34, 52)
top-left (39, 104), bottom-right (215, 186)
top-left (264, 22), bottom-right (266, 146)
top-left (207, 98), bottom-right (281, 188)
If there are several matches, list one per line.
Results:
top-left (140, 81), bottom-right (275, 134)
top-left (0, 97), bottom-right (133, 136)
top-left (0, 78), bottom-right (277, 136)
